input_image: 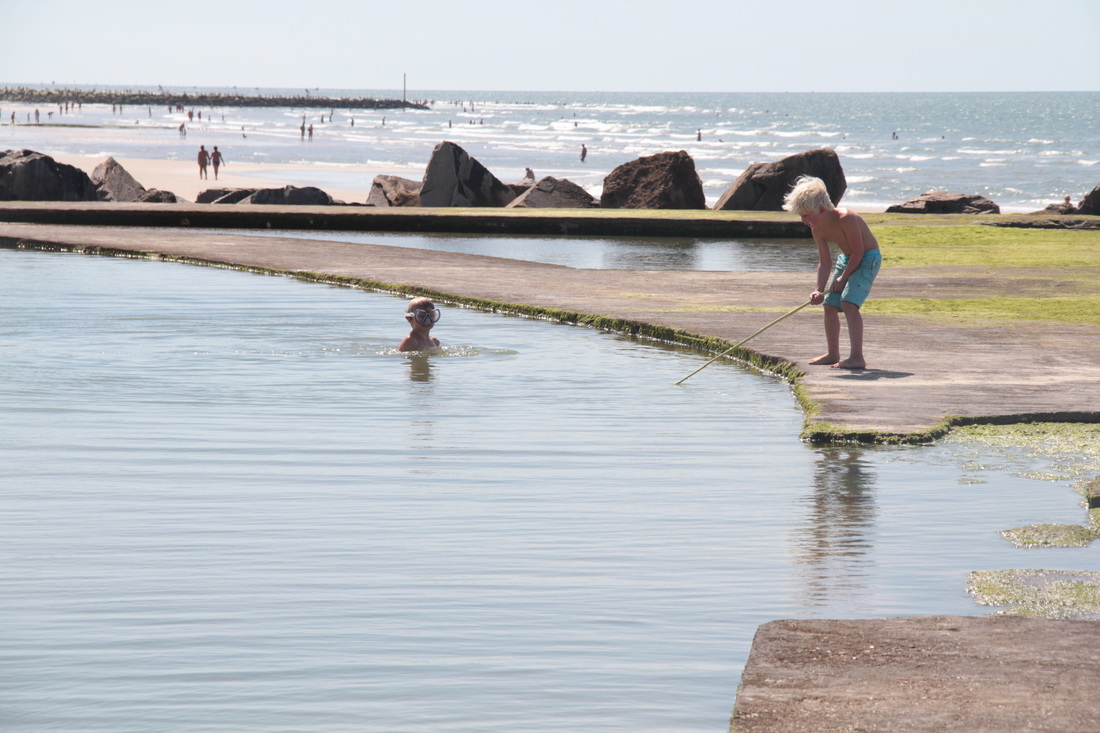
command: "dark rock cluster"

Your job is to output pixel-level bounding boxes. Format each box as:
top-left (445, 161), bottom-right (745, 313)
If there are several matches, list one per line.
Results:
top-left (4, 145), bottom-right (1097, 218)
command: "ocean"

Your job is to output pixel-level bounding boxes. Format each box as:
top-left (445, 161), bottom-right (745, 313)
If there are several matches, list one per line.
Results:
top-left (3, 86), bottom-right (1098, 212)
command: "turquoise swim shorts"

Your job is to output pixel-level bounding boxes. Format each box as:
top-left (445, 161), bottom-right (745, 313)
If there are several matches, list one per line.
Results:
top-left (824, 249), bottom-right (882, 309)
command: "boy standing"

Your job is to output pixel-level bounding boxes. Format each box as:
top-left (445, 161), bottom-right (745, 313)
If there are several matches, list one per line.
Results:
top-left (783, 176), bottom-right (882, 369)
top-left (398, 297), bottom-right (442, 353)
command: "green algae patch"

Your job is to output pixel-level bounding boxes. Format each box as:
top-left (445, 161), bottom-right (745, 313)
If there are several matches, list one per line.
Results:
top-left (865, 295), bottom-right (1100, 326)
top-left (968, 569), bottom-right (1100, 619)
top-left (876, 226), bottom-right (1100, 269)
top-left (1001, 524), bottom-right (1098, 548)
top-left (940, 423), bottom-right (1100, 482)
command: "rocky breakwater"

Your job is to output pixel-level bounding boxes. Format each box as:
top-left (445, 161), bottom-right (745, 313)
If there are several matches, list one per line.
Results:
top-left (0, 87), bottom-right (429, 111)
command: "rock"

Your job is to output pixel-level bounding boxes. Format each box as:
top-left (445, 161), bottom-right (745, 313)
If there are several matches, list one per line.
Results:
top-left (886, 190), bottom-right (1000, 214)
top-left (600, 150), bottom-right (706, 210)
top-left (241, 185), bottom-right (335, 205)
top-left (91, 157), bottom-right (146, 202)
top-left (0, 148), bottom-right (99, 201)
top-left (200, 188), bottom-right (257, 204)
top-left (420, 141), bottom-right (516, 207)
top-left (1037, 202), bottom-right (1077, 215)
top-left (714, 148), bottom-right (846, 211)
top-left (506, 176), bottom-right (597, 209)
top-left (138, 188), bottom-right (182, 203)
top-left (1077, 183), bottom-right (1100, 216)
top-left (197, 187), bottom-right (242, 204)
top-left (366, 175), bottom-right (423, 207)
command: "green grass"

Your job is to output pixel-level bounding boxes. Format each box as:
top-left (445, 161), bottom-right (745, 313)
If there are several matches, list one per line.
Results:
top-left (866, 295), bottom-right (1100, 325)
top-left (877, 226), bottom-right (1100, 269)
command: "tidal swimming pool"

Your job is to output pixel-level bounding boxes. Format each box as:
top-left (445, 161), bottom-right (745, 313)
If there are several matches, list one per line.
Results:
top-left (1, 248), bottom-right (1094, 732)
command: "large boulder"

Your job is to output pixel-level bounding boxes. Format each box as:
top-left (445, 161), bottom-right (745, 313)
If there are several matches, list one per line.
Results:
top-left (1077, 183), bottom-right (1100, 216)
top-left (241, 185), bottom-right (335, 205)
top-left (367, 175), bottom-right (423, 207)
top-left (138, 188), bottom-right (183, 203)
top-left (196, 187), bottom-right (257, 204)
top-left (91, 157), bottom-right (146, 202)
top-left (714, 148), bottom-right (846, 211)
top-left (600, 150), bottom-right (705, 210)
top-left (506, 176), bottom-right (596, 209)
top-left (886, 190), bottom-right (1000, 214)
top-left (0, 149), bottom-right (99, 201)
top-left (420, 141), bottom-right (516, 207)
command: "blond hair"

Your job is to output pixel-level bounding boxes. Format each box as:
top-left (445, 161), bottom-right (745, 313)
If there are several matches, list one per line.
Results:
top-left (405, 296), bottom-right (435, 317)
top-left (783, 176), bottom-right (834, 215)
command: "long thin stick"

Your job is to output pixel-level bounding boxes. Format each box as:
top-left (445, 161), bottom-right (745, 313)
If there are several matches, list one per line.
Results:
top-left (674, 299), bottom-right (814, 385)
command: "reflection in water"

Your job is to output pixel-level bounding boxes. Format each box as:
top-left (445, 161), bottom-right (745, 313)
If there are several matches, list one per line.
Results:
top-left (791, 447), bottom-right (878, 610)
top-left (404, 353), bottom-right (436, 474)
top-left (405, 352), bottom-right (434, 384)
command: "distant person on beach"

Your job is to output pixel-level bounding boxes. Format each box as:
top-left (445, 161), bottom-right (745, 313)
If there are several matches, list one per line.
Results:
top-left (783, 176), bottom-right (882, 370)
top-left (179, 123), bottom-right (186, 138)
top-left (197, 145), bottom-right (210, 179)
top-left (580, 144), bottom-right (587, 162)
top-left (523, 167), bottom-right (535, 182)
top-left (398, 298), bottom-right (442, 353)
top-left (308, 124), bottom-right (313, 141)
top-left (211, 146), bottom-right (224, 179)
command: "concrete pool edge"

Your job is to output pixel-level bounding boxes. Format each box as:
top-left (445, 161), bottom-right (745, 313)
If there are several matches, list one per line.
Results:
top-left (729, 615), bottom-right (1100, 733)
top-left (2, 220), bottom-right (1099, 444)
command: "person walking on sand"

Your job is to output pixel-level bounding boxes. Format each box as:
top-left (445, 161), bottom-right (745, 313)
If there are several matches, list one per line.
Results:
top-left (197, 145), bottom-right (210, 179)
top-left (211, 146), bottom-right (224, 180)
top-left (783, 176), bottom-right (882, 370)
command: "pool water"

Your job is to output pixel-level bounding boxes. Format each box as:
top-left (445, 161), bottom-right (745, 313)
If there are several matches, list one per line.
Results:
top-left (206, 229), bottom-right (825, 272)
top-left (1, 249), bottom-right (1094, 733)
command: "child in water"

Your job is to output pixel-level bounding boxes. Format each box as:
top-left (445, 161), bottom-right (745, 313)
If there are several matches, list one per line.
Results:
top-left (783, 176), bottom-right (882, 369)
top-left (397, 297), bottom-right (442, 352)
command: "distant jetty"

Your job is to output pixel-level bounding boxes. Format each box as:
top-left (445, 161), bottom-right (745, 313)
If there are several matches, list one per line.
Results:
top-left (0, 87), bottom-right (430, 111)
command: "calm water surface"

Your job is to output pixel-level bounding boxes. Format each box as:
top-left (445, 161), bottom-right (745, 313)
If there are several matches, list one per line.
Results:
top-left (211, 230), bottom-right (823, 272)
top-left (1, 249), bottom-right (1094, 732)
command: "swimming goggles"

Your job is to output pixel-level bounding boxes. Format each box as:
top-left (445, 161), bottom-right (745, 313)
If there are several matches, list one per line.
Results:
top-left (408, 308), bottom-right (441, 325)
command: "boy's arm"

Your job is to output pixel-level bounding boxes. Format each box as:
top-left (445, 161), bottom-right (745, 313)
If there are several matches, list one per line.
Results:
top-left (811, 232), bottom-right (832, 304)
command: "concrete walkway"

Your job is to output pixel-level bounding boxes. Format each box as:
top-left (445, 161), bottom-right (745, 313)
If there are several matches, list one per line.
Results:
top-left (2, 219), bottom-right (1099, 440)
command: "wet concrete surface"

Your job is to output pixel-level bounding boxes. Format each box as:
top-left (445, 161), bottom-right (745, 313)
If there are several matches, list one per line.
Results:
top-left (731, 616), bottom-right (1099, 732)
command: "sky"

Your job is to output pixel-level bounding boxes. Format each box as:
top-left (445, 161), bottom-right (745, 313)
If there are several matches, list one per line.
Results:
top-left (4, 0), bottom-right (1098, 93)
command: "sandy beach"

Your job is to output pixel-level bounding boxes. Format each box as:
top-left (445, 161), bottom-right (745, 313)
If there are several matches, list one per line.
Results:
top-left (53, 154), bottom-right (425, 204)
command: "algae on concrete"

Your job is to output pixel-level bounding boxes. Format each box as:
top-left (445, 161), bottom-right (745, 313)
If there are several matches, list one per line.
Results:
top-left (1000, 523), bottom-right (1098, 548)
top-left (968, 569), bottom-right (1100, 619)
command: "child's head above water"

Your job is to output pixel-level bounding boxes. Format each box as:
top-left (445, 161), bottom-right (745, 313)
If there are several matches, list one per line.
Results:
top-left (783, 176), bottom-right (835, 216)
top-left (405, 297), bottom-right (441, 326)
top-left (398, 297), bottom-right (442, 352)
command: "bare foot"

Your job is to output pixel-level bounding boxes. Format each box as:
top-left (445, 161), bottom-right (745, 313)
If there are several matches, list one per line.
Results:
top-left (808, 353), bottom-right (839, 365)
top-left (832, 358), bottom-right (866, 369)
